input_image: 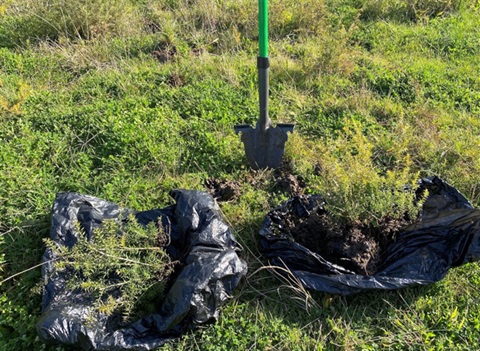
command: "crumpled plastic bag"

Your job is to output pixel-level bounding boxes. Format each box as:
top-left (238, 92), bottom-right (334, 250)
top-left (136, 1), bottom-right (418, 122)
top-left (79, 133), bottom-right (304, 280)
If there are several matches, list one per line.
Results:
top-left (259, 176), bottom-right (480, 295)
top-left (37, 190), bottom-right (247, 350)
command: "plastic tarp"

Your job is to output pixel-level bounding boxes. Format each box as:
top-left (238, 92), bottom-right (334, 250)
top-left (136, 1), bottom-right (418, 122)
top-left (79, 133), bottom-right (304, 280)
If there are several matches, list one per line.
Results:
top-left (37, 190), bottom-right (247, 350)
top-left (259, 176), bottom-right (480, 295)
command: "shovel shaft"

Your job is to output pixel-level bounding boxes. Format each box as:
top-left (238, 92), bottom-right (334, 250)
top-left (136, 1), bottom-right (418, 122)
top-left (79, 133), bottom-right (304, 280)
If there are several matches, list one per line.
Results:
top-left (258, 57), bottom-right (270, 131)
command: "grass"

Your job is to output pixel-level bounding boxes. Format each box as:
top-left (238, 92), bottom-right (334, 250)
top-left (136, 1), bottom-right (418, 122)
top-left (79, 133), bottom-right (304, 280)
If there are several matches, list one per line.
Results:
top-left (1, 0), bottom-right (480, 349)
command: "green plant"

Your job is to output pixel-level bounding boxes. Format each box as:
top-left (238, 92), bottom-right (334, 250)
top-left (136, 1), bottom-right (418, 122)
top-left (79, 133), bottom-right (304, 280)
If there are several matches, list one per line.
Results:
top-left (285, 122), bottom-right (420, 224)
top-left (44, 215), bottom-right (175, 321)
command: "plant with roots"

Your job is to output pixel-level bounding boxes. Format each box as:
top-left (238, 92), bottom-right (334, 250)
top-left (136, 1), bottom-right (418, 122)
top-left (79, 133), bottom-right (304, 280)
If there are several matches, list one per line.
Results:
top-left (44, 214), bottom-right (176, 321)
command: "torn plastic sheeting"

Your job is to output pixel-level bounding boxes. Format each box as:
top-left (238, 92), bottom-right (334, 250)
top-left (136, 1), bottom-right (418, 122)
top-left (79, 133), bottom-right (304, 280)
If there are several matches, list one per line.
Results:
top-left (259, 176), bottom-right (480, 295)
top-left (37, 190), bottom-right (247, 350)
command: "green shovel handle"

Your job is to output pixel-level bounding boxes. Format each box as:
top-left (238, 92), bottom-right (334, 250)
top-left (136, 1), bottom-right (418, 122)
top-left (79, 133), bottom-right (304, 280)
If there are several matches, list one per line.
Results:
top-left (259, 0), bottom-right (268, 57)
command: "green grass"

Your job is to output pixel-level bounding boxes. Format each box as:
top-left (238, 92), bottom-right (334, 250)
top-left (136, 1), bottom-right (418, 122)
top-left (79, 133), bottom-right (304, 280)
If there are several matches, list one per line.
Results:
top-left (1, 0), bottom-right (480, 350)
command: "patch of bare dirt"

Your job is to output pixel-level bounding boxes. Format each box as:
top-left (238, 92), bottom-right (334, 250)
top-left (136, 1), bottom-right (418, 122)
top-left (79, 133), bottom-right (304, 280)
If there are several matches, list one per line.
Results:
top-left (192, 47), bottom-right (205, 56)
top-left (273, 162), bottom-right (306, 195)
top-left (152, 45), bottom-right (177, 63)
top-left (313, 162), bottom-right (323, 176)
top-left (167, 73), bottom-right (183, 87)
top-left (205, 178), bottom-right (241, 202)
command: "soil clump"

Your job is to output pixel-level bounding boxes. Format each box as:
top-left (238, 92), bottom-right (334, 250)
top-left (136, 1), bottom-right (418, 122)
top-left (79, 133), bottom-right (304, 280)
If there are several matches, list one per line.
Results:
top-left (152, 45), bottom-right (177, 63)
top-left (273, 162), bottom-right (305, 195)
top-left (273, 196), bottom-right (413, 276)
top-left (205, 178), bottom-right (241, 202)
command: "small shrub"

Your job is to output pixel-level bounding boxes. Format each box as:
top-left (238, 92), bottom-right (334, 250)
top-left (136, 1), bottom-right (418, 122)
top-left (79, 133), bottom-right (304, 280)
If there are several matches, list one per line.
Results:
top-left (323, 125), bottom-right (419, 224)
top-left (44, 214), bottom-right (176, 321)
top-left (286, 123), bottom-right (420, 224)
top-left (0, 75), bottom-right (32, 114)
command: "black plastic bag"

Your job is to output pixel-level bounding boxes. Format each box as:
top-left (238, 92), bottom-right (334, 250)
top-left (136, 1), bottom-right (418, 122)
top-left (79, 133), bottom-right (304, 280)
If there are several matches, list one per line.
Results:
top-left (259, 177), bottom-right (480, 295)
top-left (37, 190), bottom-right (247, 350)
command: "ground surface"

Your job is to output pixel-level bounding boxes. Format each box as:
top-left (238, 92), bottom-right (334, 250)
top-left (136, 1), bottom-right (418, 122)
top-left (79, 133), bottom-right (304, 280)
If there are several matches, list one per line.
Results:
top-left (1, 0), bottom-right (480, 350)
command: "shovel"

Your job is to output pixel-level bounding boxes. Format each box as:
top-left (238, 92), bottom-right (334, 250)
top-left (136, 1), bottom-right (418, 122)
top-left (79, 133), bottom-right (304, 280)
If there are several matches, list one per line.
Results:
top-left (234, 0), bottom-right (294, 170)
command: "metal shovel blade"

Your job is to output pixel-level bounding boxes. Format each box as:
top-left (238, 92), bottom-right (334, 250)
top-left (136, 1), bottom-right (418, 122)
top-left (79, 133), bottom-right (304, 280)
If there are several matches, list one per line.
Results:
top-left (234, 123), bottom-right (294, 170)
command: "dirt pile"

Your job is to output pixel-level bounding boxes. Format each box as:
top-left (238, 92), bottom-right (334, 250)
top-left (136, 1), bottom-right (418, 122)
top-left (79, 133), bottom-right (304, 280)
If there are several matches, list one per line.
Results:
top-left (273, 162), bottom-right (305, 195)
top-left (272, 196), bottom-right (412, 275)
top-left (205, 178), bottom-right (241, 202)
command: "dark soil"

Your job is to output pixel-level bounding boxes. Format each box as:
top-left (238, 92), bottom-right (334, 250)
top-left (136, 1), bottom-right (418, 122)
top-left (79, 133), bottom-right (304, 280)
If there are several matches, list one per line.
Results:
top-left (275, 196), bottom-right (412, 275)
top-left (205, 178), bottom-right (241, 202)
top-left (192, 47), bottom-right (205, 56)
top-left (167, 72), bottom-right (183, 87)
top-left (273, 162), bottom-right (305, 195)
top-left (152, 45), bottom-right (177, 64)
